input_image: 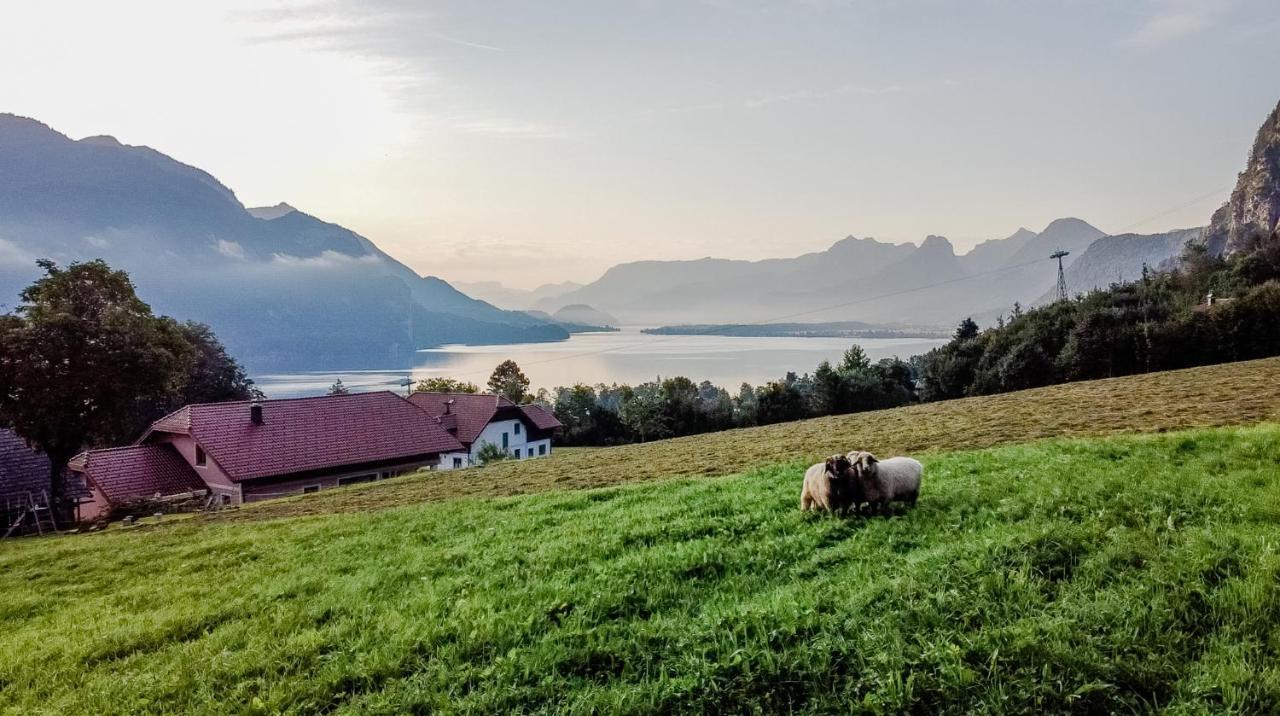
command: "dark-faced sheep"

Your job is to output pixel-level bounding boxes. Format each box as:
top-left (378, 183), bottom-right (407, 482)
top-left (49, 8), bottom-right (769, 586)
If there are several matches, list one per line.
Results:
top-left (800, 455), bottom-right (860, 514)
top-left (847, 451), bottom-right (922, 515)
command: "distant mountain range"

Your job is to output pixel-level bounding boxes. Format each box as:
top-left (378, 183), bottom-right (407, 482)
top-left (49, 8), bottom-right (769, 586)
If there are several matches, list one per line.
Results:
top-left (0, 114), bottom-right (567, 371)
top-left (452, 280), bottom-right (583, 310)
top-left (531, 217), bottom-right (1168, 327)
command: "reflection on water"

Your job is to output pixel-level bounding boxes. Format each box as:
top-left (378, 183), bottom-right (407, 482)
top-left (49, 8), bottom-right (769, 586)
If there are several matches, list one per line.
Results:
top-left (254, 328), bottom-right (948, 399)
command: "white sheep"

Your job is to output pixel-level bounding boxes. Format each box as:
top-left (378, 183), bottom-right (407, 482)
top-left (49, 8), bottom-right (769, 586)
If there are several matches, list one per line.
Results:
top-left (847, 451), bottom-right (923, 514)
top-left (800, 455), bottom-right (858, 514)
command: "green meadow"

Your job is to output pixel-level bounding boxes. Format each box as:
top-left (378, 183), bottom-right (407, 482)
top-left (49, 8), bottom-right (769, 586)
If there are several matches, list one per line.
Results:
top-left (4, 423), bottom-right (1280, 714)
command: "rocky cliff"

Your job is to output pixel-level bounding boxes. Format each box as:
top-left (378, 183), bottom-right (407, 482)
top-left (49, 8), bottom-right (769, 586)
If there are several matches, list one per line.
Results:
top-left (1203, 100), bottom-right (1280, 256)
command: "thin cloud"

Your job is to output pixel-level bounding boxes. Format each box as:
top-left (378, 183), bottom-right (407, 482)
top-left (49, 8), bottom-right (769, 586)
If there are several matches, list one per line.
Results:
top-left (270, 250), bottom-right (383, 268)
top-left (1123, 1), bottom-right (1229, 46)
top-left (215, 239), bottom-right (248, 260)
top-left (428, 32), bottom-right (504, 52)
top-left (0, 238), bottom-right (32, 266)
top-left (744, 83), bottom-right (904, 109)
top-left (451, 118), bottom-right (575, 140)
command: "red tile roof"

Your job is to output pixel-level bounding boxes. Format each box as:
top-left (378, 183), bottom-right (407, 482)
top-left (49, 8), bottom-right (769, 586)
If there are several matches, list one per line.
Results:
top-left (69, 444), bottom-right (206, 504)
top-left (407, 392), bottom-right (562, 446)
top-left (141, 392), bottom-right (464, 483)
top-left (407, 392), bottom-right (506, 445)
top-left (519, 403), bottom-right (563, 431)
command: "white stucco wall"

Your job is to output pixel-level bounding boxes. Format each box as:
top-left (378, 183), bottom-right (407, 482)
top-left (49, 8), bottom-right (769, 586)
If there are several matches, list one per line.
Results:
top-left (436, 418), bottom-right (553, 469)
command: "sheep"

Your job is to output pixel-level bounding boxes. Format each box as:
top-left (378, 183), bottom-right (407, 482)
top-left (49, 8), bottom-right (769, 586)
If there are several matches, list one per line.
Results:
top-left (847, 451), bottom-right (923, 515)
top-left (799, 454), bottom-right (861, 514)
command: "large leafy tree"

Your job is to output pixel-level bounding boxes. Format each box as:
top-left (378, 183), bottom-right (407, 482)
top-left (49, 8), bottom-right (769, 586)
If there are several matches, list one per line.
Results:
top-left (415, 377), bottom-right (479, 394)
top-left (0, 260), bottom-right (193, 504)
top-left (487, 360), bottom-right (530, 403)
top-left (175, 321), bottom-right (260, 405)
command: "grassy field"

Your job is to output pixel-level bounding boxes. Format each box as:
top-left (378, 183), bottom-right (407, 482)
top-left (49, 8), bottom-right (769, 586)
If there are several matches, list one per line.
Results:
top-left (218, 357), bottom-right (1280, 523)
top-left (4, 423), bottom-right (1280, 713)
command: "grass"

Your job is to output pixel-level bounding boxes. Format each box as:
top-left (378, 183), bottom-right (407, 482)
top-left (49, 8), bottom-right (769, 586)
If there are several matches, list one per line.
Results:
top-left (4, 423), bottom-right (1280, 713)
top-left (218, 357), bottom-right (1280, 524)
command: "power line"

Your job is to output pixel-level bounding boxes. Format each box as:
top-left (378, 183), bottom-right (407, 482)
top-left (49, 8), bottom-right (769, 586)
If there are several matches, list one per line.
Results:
top-left (384, 182), bottom-right (1236, 388)
top-left (423, 256), bottom-right (1053, 383)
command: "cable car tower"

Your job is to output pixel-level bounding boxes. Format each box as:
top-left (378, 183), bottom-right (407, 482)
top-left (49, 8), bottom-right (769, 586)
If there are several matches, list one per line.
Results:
top-left (1051, 250), bottom-right (1070, 302)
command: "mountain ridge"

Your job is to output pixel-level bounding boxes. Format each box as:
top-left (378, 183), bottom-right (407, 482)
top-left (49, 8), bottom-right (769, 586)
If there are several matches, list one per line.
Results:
top-left (0, 114), bottom-right (566, 372)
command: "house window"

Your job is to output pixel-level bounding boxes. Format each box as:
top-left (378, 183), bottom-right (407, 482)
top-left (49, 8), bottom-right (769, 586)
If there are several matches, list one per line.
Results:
top-left (337, 474), bottom-right (376, 486)
top-left (195, 446), bottom-right (207, 467)
top-left (220, 494), bottom-right (231, 505)
top-left (502, 432), bottom-right (509, 448)
top-left (302, 485), bottom-right (321, 494)
top-left (514, 422), bottom-right (521, 435)
top-left (539, 444), bottom-right (547, 456)
top-left (514, 448), bottom-right (521, 459)
top-left (453, 457), bottom-right (463, 468)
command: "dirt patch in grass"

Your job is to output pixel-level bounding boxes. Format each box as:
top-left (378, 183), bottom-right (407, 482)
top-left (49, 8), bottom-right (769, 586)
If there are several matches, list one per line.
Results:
top-left (208, 357), bottom-right (1280, 524)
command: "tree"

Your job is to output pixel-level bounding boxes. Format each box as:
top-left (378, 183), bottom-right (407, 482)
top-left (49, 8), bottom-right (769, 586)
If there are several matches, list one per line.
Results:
top-left (0, 260), bottom-right (192, 507)
top-left (415, 377), bottom-right (479, 394)
top-left (328, 378), bottom-right (350, 395)
top-left (475, 441), bottom-right (510, 466)
top-left (837, 344), bottom-right (872, 374)
top-left (756, 380), bottom-right (806, 425)
top-left (487, 360), bottom-right (530, 403)
top-left (175, 321), bottom-right (260, 405)
top-left (619, 382), bottom-right (670, 442)
top-left (954, 317), bottom-right (980, 341)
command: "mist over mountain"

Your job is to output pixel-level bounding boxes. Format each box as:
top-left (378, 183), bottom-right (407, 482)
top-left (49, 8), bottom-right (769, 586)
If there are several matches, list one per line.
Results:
top-left (1034, 228), bottom-right (1204, 305)
top-left (452, 280), bottom-right (583, 310)
top-left (0, 114), bottom-right (566, 372)
top-left (537, 218), bottom-right (1129, 327)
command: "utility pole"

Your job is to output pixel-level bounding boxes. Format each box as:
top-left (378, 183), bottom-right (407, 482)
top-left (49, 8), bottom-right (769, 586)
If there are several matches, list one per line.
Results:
top-left (1051, 250), bottom-right (1070, 302)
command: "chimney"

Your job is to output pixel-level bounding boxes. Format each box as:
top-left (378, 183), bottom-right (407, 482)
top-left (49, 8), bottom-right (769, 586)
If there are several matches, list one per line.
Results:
top-left (444, 399), bottom-right (454, 415)
top-left (250, 400), bottom-right (264, 425)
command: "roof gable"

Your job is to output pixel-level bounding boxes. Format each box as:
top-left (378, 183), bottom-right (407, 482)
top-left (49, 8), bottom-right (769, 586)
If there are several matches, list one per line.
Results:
top-left (71, 444), bottom-right (206, 504)
top-left (152, 392), bottom-right (464, 482)
top-left (407, 392), bottom-right (562, 444)
top-left (407, 392), bottom-right (501, 445)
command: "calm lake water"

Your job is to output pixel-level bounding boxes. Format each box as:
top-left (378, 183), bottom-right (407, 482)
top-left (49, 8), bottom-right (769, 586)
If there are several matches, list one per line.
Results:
top-left (254, 329), bottom-right (948, 399)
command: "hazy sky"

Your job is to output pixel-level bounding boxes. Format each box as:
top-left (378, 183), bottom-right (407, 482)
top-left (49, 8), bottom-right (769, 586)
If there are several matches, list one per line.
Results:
top-left (3, 1), bottom-right (1278, 288)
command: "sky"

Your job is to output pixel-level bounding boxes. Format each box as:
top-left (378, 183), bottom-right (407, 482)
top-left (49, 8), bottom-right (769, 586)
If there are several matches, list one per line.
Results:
top-left (2, 0), bottom-right (1278, 288)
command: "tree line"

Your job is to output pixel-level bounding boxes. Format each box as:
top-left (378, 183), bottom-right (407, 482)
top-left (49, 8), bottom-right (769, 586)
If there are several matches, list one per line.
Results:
top-left (917, 234), bottom-right (1280, 400)
top-left (539, 346), bottom-right (917, 446)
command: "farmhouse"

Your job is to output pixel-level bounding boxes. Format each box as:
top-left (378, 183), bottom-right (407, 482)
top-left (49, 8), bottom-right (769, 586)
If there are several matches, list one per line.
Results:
top-left (408, 392), bottom-right (562, 469)
top-left (69, 392), bottom-right (465, 511)
top-left (70, 444), bottom-right (208, 521)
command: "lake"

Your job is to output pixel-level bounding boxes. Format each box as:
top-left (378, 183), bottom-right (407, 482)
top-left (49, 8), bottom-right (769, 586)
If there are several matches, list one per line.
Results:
top-left (254, 329), bottom-right (949, 398)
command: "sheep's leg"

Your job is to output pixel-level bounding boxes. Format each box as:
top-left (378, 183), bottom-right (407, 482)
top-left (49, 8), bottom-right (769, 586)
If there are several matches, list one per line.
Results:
top-left (800, 490), bottom-right (813, 512)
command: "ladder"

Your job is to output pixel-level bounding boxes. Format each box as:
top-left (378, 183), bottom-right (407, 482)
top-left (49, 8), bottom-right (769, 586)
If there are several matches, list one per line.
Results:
top-left (3, 490), bottom-right (59, 538)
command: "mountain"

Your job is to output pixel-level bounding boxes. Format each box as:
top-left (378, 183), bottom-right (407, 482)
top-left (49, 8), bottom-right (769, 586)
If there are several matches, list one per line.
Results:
top-left (958, 227), bottom-right (1037, 274)
top-left (0, 114), bottom-right (566, 372)
top-left (1202, 99), bottom-right (1280, 256)
top-left (452, 280), bottom-right (583, 310)
top-left (1033, 228), bottom-right (1203, 305)
top-left (1003, 217), bottom-right (1107, 268)
top-left (552, 304), bottom-right (619, 327)
top-left (537, 236), bottom-right (916, 323)
top-left (539, 220), bottom-right (1106, 327)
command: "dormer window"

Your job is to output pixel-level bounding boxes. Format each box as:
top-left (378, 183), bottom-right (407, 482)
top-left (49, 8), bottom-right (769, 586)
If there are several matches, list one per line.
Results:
top-left (195, 445), bottom-right (207, 467)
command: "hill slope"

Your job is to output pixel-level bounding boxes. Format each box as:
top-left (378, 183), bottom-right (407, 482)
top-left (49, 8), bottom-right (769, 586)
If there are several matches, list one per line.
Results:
top-left (5, 422), bottom-right (1280, 712)
top-left (220, 356), bottom-right (1280, 523)
top-left (0, 114), bottom-right (565, 370)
